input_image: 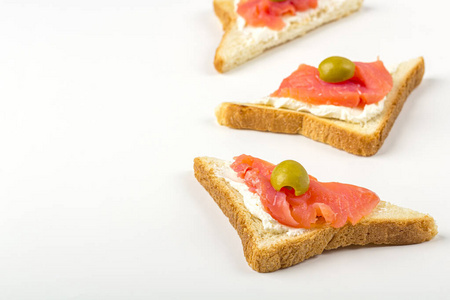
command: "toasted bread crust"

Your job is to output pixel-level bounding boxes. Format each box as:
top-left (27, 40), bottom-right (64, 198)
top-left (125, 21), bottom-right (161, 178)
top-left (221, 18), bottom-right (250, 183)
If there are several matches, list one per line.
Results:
top-left (325, 215), bottom-right (437, 250)
top-left (216, 57), bottom-right (425, 156)
top-left (194, 156), bottom-right (437, 272)
top-left (213, 0), bottom-right (363, 72)
top-left (214, 0), bottom-right (235, 30)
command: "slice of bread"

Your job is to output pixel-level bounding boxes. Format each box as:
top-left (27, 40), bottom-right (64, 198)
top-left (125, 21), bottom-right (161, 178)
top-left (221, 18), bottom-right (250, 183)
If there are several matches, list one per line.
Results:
top-left (216, 57), bottom-right (425, 156)
top-left (194, 156), bottom-right (437, 272)
top-left (214, 0), bottom-right (364, 72)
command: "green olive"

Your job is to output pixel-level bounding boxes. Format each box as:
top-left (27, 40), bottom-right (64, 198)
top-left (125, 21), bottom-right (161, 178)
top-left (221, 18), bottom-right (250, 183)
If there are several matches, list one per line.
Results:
top-left (270, 160), bottom-right (310, 196)
top-left (318, 56), bottom-right (355, 83)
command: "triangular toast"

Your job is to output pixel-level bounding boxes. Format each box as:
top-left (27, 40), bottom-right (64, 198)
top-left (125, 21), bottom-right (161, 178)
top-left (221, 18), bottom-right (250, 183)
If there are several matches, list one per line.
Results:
top-left (215, 57), bottom-right (425, 156)
top-left (194, 156), bottom-right (437, 272)
top-left (214, 0), bottom-right (364, 72)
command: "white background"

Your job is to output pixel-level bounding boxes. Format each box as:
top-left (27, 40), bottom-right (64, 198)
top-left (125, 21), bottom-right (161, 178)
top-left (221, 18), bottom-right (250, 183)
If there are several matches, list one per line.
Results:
top-left (0, 0), bottom-right (448, 299)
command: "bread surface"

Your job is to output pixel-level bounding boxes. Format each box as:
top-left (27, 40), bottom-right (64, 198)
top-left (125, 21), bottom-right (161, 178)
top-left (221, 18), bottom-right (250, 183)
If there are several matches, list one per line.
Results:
top-left (194, 156), bottom-right (437, 272)
top-left (214, 0), bottom-right (364, 72)
top-left (216, 57), bottom-right (425, 156)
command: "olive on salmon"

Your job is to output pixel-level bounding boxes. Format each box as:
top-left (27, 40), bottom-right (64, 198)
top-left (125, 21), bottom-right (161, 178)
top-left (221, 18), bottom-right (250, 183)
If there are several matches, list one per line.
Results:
top-left (270, 160), bottom-right (309, 196)
top-left (318, 56), bottom-right (356, 83)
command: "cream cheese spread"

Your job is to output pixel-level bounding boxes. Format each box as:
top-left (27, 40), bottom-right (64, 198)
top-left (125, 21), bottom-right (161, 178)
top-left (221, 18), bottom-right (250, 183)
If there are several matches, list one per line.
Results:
top-left (234, 0), bottom-right (348, 44)
top-left (218, 162), bottom-right (308, 236)
top-left (251, 96), bottom-right (385, 124)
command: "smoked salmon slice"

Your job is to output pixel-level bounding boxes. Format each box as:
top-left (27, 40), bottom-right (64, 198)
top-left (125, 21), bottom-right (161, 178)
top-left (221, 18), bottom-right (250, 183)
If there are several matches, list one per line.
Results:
top-left (237, 0), bottom-right (318, 30)
top-left (271, 61), bottom-right (393, 107)
top-left (231, 154), bottom-right (380, 228)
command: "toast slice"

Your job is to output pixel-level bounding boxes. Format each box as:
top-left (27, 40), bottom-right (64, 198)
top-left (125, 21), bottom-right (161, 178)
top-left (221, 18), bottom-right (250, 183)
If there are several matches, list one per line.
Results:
top-left (194, 156), bottom-right (437, 272)
top-left (214, 0), bottom-right (364, 72)
top-left (216, 57), bottom-right (425, 156)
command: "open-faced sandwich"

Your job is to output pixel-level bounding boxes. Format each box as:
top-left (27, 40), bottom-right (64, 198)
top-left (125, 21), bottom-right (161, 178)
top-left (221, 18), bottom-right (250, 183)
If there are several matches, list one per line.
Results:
top-left (214, 0), bottom-right (364, 72)
top-left (194, 155), bottom-right (437, 272)
top-left (216, 56), bottom-right (425, 156)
